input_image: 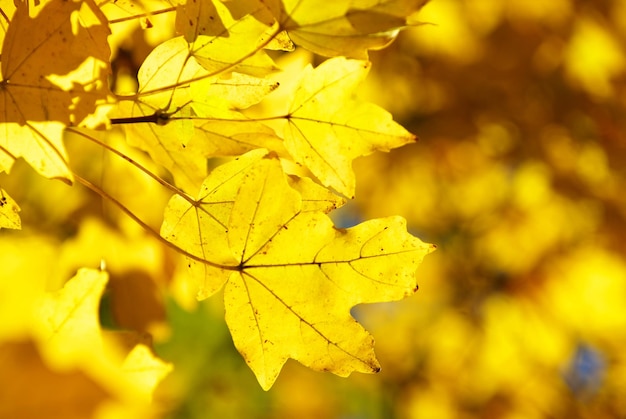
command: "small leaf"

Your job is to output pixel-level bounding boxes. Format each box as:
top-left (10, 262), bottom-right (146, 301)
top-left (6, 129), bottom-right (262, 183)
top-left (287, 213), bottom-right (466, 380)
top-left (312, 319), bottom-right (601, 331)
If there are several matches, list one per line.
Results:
top-left (117, 37), bottom-right (285, 190)
top-left (122, 344), bottom-right (173, 404)
top-left (34, 268), bottom-right (108, 365)
top-left (176, 0), bottom-right (227, 41)
top-left (192, 72), bottom-right (280, 110)
top-left (186, 0), bottom-right (281, 77)
top-left (190, 76), bottom-right (286, 157)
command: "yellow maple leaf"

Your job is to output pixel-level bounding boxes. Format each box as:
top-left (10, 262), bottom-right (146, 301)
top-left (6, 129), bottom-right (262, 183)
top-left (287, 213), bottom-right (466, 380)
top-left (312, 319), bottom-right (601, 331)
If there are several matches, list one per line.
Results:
top-left (161, 149), bottom-right (434, 389)
top-left (114, 36), bottom-right (206, 190)
top-left (283, 56), bottom-right (416, 198)
top-left (122, 343), bottom-right (173, 403)
top-left (189, 75), bottom-right (287, 157)
top-left (0, 0), bottom-right (111, 181)
top-left (33, 268), bottom-right (108, 367)
top-left (271, 0), bottom-right (428, 59)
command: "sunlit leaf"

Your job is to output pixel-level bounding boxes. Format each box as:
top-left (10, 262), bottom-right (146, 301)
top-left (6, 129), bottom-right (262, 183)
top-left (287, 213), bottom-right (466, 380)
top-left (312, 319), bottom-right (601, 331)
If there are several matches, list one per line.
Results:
top-left (191, 109), bottom-right (285, 157)
top-left (122, 343), bottom-right (173, 403)
top-left (284, 57), bottom-right (416, 197)
top-left (272, 0), bottom-right (428, 59)
top-left (117, 35), bottom-right (286, 191)
top-left (181, 0), bottom-right (283, 76)
top-left (161, 150), bottom-right (434, 389)
top-left (34, 268), bottom-right (108, 365)
top-left (0, 0), bottom-right (111, 181)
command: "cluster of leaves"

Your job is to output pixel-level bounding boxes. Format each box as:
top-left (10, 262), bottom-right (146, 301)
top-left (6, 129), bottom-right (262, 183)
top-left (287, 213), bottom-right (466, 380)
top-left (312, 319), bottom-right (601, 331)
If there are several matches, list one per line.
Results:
top-left (0, 0), bottom-right (435, 413)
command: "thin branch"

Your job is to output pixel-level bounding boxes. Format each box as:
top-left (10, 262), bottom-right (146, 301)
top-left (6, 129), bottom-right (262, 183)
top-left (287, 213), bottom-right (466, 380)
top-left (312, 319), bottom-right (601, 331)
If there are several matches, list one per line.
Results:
top-left (139, 25), bottom-right (282, 96)
top-left (108, 7), bottom-right (177, 25)
top-left (66, 127), bottom-right (195, 205)
top-left (73, 172), bottom-right (237, 271)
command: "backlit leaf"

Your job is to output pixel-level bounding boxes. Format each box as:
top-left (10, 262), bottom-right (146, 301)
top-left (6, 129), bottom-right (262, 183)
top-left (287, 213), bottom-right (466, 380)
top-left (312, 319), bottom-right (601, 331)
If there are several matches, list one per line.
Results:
top-left (122, 344), bottom-right (174, 403)
top-left (34, 268), bottom-right (108, 365)
top-left (0, 0), bottom-right (111, 181)
top-left (117, 36), bottom-right (285, 191)
top-left (161, 150), bottom-right (434, 389)
top-left (115, 36), bottom-right (207, 190)
top-left (181, 0), bottom-right (282, 76)
top-left (274, 0), bottom-right (428, 59)
top-left (284, 57), bottom-right (416, 197)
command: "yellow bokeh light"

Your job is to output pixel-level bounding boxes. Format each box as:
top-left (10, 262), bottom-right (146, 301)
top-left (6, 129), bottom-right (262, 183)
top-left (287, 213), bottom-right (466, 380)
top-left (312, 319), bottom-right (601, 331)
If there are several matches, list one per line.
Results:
top-left (565, 16), bottom-right (625, 98)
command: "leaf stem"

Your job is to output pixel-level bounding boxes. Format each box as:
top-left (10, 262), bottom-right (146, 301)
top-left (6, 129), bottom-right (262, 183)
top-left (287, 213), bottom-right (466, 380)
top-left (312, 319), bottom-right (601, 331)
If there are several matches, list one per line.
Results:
top-left (66, 127), bottom-right (195, 205)
top-left (169, 114), bottom-right (288, 123)
top-left (73, 172), bottom-right (237, 271)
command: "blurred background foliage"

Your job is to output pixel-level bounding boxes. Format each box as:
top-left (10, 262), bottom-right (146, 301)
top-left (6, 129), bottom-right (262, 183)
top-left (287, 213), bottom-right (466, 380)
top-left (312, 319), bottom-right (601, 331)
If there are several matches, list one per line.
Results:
top-left (3, 0), bottom-right (626, 417)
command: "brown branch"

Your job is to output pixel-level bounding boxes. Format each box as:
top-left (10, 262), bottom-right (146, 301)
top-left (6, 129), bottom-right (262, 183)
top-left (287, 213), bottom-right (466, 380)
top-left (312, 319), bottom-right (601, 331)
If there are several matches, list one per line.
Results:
top-left (66, 127), bottom-right (195, 204)
top-left (73, 172), bottom-right (237, 271)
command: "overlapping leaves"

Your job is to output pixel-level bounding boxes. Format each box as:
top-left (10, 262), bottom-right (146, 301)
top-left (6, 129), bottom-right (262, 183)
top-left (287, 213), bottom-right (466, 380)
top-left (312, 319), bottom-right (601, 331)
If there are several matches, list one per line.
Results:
top-left (0, 0), bottom-right (434, 392)
top-left (0, 0), bottom-right (111, 181)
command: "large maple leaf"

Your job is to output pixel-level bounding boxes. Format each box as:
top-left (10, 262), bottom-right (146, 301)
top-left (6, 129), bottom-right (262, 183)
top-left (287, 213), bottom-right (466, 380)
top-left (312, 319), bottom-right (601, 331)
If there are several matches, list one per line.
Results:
top-left (161, 149), bottom-right (435, 389)
top-left (0, 0), bottom-right (111, 182)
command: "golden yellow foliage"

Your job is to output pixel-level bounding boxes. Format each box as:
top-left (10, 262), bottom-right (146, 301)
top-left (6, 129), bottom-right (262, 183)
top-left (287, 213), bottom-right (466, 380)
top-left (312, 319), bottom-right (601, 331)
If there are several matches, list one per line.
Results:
top-left (0, 0), bottom-right (111, 181)
top-left (1, 0), bottom-right (436, 408)
top-left (273, 0), bottom-right (428, 59)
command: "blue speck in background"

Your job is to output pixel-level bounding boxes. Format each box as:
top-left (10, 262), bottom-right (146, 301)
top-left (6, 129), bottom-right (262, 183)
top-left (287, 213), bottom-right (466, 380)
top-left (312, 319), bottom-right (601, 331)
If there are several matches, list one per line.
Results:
top-left (563, 343), bottom-right (605, 396)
